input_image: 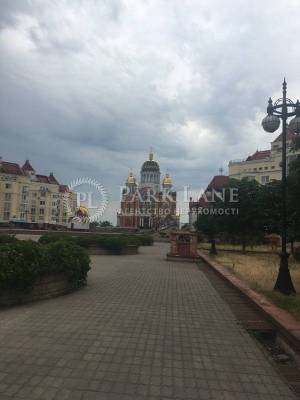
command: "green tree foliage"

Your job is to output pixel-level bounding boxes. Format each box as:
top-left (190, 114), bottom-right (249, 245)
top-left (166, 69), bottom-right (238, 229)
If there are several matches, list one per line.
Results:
top-left (221, 178), bottom-right (266, 252)
top-left (195, 213), bottom-right (220, 254)
top-left (259, 180), bottom-right (282, 234)
top-left (194, 195), bottom-right (225, 255)
top-left (287, 156), bottom-right (300, 252)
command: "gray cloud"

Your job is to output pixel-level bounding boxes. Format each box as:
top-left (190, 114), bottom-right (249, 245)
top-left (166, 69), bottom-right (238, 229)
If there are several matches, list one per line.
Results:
top-left (1, 0), bottom-right (300, 222)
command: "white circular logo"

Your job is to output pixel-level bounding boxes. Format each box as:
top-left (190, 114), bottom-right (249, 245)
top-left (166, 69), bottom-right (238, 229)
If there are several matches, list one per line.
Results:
top-left (63, 177), bottom-right (108, 223)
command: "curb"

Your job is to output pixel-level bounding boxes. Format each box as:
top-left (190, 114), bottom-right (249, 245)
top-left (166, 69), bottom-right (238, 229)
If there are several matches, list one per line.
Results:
top-left (198, 251), bottom-right (300, 353)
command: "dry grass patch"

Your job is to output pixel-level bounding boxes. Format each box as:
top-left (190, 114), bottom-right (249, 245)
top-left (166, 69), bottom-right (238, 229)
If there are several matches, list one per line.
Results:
top-left (203, 250), bottom-right (300, 320)
top-left (199, 242), bottom-right (282, 253)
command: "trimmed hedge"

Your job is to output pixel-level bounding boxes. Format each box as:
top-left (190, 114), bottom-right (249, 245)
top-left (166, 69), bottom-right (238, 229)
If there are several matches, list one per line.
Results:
top-left (38, 233), bottom-right (153, 253)
top-left (38, 234), bottom-right (76, 245)
top-left (0, 234), bottom-right (18, 244)
top-left (0, 240), bottom-right (90, 294)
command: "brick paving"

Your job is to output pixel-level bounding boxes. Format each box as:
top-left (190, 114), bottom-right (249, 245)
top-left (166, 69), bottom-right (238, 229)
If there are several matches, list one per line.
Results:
top-left (0, 243), bottom-right (297, 400)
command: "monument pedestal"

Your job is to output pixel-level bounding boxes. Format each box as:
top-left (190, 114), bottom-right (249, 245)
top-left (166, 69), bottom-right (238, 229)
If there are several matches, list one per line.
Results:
top-left (166, 231), bottom-right (200, 262)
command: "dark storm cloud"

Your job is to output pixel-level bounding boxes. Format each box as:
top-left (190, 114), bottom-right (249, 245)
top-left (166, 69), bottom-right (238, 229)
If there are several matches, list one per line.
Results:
top-left (0, 0), bottom-right (300, 222)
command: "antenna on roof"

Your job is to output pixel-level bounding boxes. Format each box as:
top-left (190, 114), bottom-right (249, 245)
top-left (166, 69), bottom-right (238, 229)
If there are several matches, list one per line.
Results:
top-left (149, 146), bottom-right (154, 161)
top-left (219, 167), bottom-right (224, 175)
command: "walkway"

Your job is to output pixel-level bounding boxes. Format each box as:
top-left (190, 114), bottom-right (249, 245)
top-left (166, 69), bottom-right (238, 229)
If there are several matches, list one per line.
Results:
top-left (0, 243), bottom-right (296, 399)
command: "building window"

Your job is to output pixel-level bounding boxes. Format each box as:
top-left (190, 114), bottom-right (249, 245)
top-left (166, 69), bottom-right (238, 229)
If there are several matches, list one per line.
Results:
top-left (39, 208), bottom-right (45, 215)
top-left (271, 166), bottom-right (275, 169)
top-left (20, 212), bottom-right (25, 220)
top-left (22, 186), bottom-right (28, 193)
top-left (4, 203), bottom-right (10, 211)
top-left (5, 183), bottom-right (11, 189)
top-left (254, 168), bottom-right (257, 171)
top-left (31, 207), bottom-right (36, 214)
top-left (261, 176), bottom-right (270, 184)
top-left (3, 212), bottom-right (10, 220)
top-left (259, 167), bottom-right (262, 170)
top-left (22, 194), bottom-right (27, 201)
top-left (52, 202), bottom-right (56, 206)
top-left (264, 167), bottom-right (268, 170)
top-left (40, 201), bottom-right (45, 206)
top-left (31, 216), bottom-right (35, 222)
top-left (5, 193), bottom-right (12, 201)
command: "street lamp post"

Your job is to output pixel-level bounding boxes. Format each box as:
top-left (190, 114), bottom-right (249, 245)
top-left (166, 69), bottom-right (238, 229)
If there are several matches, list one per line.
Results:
top-left (262, 79), bottom-right (300, 295)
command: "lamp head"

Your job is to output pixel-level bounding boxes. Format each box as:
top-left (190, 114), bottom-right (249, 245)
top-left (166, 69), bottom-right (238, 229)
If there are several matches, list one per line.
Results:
top-left (262, 97), bottom-right (280, 132)
top-left (288, 100), bottom-right (300, 134)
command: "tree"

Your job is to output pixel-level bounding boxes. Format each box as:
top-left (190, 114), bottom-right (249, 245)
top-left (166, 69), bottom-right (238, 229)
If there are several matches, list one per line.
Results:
top-left (100, 221), bottom-right (113, 227)
top-left (194, 212), bottom-right (220, 255)
top-left (259, 180), bottom-right (281, 235)
top-left (89, 221), bottom-right (113, 231)
top-left (287, 156), bottom-right (300, 254)
top-left (221, 178), bottom-right (266, 253)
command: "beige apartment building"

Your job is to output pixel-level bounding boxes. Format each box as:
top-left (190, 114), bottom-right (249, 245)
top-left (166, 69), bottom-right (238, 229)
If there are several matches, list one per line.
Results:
top-left (0, 159), bottom-right (76, 226)
top-left (229, 130), bottom-right (300, 184)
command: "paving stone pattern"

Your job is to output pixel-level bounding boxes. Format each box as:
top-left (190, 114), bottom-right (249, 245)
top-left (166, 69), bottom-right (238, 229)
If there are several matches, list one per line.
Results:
top-left (0, 243), bottom-right (297, 399)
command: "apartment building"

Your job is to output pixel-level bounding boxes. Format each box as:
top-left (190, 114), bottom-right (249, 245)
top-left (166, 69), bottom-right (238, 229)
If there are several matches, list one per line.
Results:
top-left (228, 129), bottom-right (300, 184)
top-left (0, 159), bottom-right (76, 226)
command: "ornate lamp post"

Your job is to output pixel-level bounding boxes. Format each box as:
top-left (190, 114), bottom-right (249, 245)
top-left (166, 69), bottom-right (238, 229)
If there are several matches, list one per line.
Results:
top-left (262, 79), bottom-right (300, 295)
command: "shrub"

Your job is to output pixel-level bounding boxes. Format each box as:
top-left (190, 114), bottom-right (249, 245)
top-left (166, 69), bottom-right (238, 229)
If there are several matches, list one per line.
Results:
top-left (0, 241), bottom-right (45, 293)
top-left (38, 233), bottom-right (150, 253)
top-left (0, 234), bottom-right (18, 244)
top-left (124, 234), bottom-right (153, 246)
top-left (0, 240), bottom-right (90, 294)
top-left (44, 241), bottom-right (90, 288)
top-left (97, 237), bottom-right (127, 254)
top-left (136, 235), bottom-right (153, 246)
top-left (38, 234), bottom-right (77, 245)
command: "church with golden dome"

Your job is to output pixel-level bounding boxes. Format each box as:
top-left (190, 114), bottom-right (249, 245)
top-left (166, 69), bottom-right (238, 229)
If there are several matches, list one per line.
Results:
top-left (117, 151), bottom-right (179, 230)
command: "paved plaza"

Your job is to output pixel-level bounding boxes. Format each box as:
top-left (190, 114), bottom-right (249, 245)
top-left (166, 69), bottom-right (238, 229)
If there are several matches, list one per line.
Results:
top-left (0, 243), bottom-right (297, 399)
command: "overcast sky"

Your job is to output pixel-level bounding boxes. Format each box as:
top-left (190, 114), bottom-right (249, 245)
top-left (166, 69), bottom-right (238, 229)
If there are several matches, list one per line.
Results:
top-left (1, 0), bottom-right (300, 223)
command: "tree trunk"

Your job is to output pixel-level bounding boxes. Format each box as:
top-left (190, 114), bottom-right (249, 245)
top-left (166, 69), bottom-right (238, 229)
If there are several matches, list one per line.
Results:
top-left (290, 238), bottom-right (294, 255)
top-left (274, 253), bottom-right (296, 295)
top-left (210, 238), bottom-right (217, 255)
top-left (242, 239), bottom-right (246, 254)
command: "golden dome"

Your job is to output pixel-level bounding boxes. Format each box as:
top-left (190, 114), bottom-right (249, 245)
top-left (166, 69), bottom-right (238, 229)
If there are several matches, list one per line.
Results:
top-left (76, 206), bottom-right (89, 217)
top-left (163, 173), bottom-right (172, 186)
top-left (126, 172), bottom-right (136, 185)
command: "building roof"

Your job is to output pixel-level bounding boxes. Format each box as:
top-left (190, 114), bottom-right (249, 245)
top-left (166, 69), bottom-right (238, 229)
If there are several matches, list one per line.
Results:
top-left (35, 174), bottom-right (50, 183)
top-left (0, 161), bottom-right (24, 175)
top-left (189, 175), bottom-right (229, 210)
top-left (35, 173), bottom-right (59, 185)
top-left (273, 129), bottom-right (295, 143)
top-left (59, 185), bottom-right (69, 193)
top-left (141, 152), bottom-right (160, 173)
top-left (0, 157), bottom-right (61, 185)
top-left (246, 150), bottom-right (271, 161)
top-left (22, 160), bottom-right (34, 172)
top-left (48, 172), bottom-right (59, 185)
top-left (141, 160), bottom-right (160, 173)
top-left (207, 175), bottom-right (229, 190)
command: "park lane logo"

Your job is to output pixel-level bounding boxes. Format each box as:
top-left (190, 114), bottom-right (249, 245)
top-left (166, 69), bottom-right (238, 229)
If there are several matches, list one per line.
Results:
top-left (63, 177), bottom-right (108, 222)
